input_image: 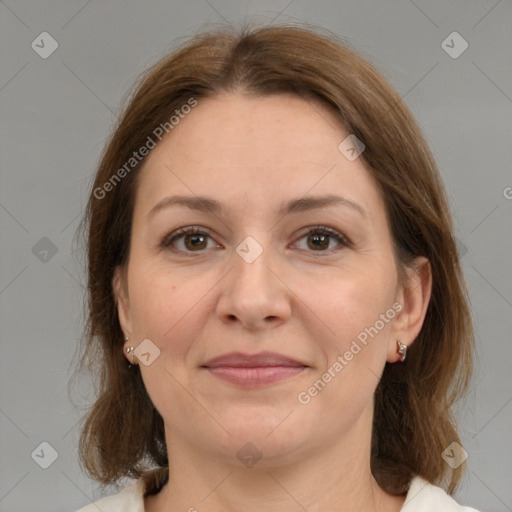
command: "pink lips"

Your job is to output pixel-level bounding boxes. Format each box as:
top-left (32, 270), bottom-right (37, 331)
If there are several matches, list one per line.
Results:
top-left (201, 351), bottom-right (308, 387)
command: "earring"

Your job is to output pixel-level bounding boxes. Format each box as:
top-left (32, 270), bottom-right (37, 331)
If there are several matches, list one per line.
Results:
top-left (397, 340), bottom-right (407, 362)
top-left (125, 337), bottom-right (135, 367)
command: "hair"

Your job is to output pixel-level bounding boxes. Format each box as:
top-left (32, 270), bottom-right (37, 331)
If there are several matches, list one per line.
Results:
top-left (76, 24), bottom-right (475, 497)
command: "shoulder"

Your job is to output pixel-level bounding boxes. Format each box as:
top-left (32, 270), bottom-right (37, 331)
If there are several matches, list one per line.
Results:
top-left (74, 478), bottom-right (145, 512)
top-left (73, 475), bottom-right (482, 511)
top-left (402, 476), bottom-right (481, 511)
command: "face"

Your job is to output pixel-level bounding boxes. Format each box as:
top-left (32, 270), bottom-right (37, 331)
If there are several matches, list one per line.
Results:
top-left (114, 92), bottom-right (425, 467)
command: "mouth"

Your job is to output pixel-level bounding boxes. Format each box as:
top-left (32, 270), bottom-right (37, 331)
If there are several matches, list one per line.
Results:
top-left (201, 351), bottom-right (309, 388)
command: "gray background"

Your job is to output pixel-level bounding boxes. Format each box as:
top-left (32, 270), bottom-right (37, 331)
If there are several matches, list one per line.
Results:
top-left (0, 1), bottom-right (511, 511)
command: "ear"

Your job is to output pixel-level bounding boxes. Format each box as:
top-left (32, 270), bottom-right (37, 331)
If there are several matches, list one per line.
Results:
top-left (387, 257), bottom-right (432, 363)
top-left (112, 266), bottom-right (133, 362)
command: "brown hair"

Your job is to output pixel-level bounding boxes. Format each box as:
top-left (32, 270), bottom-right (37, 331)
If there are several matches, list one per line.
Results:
top-left (76, 24), bottom-right (474, 496)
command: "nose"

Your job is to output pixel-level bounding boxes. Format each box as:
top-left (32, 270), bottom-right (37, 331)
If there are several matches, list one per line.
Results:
top-left (216, 243), bottom-right (292, 331)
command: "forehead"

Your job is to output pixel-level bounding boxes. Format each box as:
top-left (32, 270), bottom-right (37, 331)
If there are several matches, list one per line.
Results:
top-left (134, 92), bottom-right (382, 219)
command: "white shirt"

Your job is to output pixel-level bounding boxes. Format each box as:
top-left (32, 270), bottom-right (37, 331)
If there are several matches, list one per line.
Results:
top-left (75, 475), bottom-right (481, 511)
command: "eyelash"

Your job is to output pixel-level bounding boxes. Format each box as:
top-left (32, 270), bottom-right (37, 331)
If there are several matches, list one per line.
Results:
top-left (161, 225), bottom-right (351, 257)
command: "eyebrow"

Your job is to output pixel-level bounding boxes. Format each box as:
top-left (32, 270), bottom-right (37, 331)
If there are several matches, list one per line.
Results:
top-left (147, 194), bottom-right (366, 219)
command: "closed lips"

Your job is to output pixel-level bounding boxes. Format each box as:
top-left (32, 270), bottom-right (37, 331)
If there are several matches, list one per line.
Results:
top-left (201, 351), bottom-right (309, 387)
top-left (201, 352), bottom-right (308, 368)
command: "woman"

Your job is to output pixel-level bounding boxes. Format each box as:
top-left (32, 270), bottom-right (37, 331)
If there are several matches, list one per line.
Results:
top-left (75, 25), bottom-right (479, 511)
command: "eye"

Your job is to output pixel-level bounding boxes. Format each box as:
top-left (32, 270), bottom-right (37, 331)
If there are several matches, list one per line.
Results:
top-left (292, 226), bottom-right (350, 253)
top-left (161, 225), bottom-right (350, 256)
top-left (161, 226), bottom-right (220, 255)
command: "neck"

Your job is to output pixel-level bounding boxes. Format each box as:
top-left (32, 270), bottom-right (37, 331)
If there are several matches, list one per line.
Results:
top-left (145, 407), bottom-right (405, 512)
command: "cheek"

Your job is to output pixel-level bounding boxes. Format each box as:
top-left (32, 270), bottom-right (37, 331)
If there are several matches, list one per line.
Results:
top-left (296, 272), bottom-right (396, 426)
top-left (310, 262), bottom-right (396, 343)
top-left (128, 262), bottom-right (215, 361)
top-left (128, 265), bottom-right (214, 424)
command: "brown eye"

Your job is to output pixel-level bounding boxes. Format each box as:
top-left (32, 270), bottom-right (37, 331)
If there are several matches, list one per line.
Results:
top-left (307, 233), bottom-right (330, 250)
top-left (183, 233), bottom-right (208, 250)
top-left (162, 227), bottom-right (219, 255)
top-left (294, 226), bottom-right (350, 253)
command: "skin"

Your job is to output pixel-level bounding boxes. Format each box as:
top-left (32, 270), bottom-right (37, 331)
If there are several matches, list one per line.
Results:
top-left (113, 92), bottom-right (432, 512)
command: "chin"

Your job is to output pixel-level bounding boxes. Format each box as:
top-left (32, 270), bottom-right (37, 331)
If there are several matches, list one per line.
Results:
top-left (206, 414), bottom-right (310, 465)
